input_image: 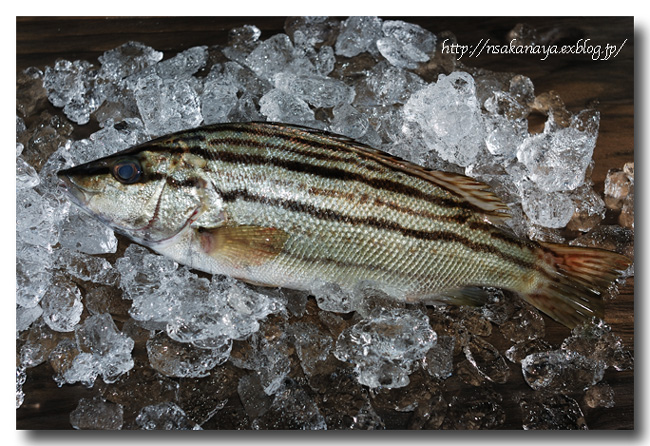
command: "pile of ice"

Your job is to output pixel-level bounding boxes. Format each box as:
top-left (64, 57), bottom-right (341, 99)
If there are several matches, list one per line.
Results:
top-left (16, 16), bottom-right (633, 430)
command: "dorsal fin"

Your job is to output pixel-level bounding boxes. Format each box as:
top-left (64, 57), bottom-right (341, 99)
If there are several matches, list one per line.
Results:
top-left (257, 122), bottom-right (511, 223)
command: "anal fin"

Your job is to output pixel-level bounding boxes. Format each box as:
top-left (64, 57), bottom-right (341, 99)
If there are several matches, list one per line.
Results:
top-left (421, 286), bottom-right (494, 307)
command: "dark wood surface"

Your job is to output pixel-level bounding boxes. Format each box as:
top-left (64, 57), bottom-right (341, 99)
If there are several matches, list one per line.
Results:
top-left (16, 16), bottom-right (634, 430)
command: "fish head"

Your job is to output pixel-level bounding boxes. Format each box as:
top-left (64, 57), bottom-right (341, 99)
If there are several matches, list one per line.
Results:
top-left (57, 148), bottom-right (208, 246)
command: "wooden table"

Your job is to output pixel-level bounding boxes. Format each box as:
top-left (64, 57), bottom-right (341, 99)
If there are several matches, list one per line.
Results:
top-left (16, 16), bottom-right (634, 430)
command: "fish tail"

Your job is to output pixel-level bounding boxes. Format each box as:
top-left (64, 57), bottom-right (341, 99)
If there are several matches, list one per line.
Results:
top-left (523, 242), bottom-right (632, 329)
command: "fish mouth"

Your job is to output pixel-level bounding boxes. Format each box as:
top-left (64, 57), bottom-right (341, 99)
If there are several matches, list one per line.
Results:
top-left (57, 161), bottom-right (111, 204)
top-left (57, 170), bottom-right (92, 208)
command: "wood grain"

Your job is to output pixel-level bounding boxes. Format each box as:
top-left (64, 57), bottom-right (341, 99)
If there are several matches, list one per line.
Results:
top-left (16, 16), bottom-right (634, 430)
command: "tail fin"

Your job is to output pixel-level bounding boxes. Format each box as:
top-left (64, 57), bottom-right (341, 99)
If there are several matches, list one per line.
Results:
top-left (524, 242), bottom-right (632, 329)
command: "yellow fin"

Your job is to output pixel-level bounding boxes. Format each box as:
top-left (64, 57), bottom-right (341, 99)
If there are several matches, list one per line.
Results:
top-left (196, 224), bottom-right (289, 269)
top-left (260, 122), bottom-right (511, 223)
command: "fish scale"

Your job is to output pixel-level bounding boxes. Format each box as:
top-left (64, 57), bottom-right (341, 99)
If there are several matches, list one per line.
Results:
top-left (58, 122), bottom-right (631, 328)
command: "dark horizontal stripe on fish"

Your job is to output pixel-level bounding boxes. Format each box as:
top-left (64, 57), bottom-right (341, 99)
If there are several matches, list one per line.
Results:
top-left (140, 130), bottom-right (386, 174)
top-left (467, 221), bottom-right (537, 251)
top-left (306, 184), bottom-right (473, 226)
top-left (150, 141), bottom-right (484, 216)
top-left (221, 189), bottom-right (537, 271)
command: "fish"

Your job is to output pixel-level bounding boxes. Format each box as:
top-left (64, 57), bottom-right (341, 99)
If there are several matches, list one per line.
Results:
top-left (58, 122), bottom-right (631, 328)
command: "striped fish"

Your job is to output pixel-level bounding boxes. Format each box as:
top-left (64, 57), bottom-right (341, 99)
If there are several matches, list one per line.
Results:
top-left (58, 122), bottom-right (630, 328)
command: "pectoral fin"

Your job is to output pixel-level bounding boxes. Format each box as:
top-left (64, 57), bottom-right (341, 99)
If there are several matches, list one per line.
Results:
top-left (196, 224), bottom-right (289, 269)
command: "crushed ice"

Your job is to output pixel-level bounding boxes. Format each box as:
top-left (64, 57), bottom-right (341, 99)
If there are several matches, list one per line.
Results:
top-left (16, 16), bottom-right (634, 429)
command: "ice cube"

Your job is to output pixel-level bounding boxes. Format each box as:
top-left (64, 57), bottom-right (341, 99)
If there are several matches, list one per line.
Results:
top-left (310, 281), bottom-right (363, 314)
top-left (43, 59), bottom-right (104, 124)
top-left (335, 16), bottom-right (383, 57)
top-left (443, 390), bottom-right (505, 429)
top-left (201, 80), bottom-right (238, 124)
top-left (222, 25), bottom-right (262, 65)
top-left (74, 313), bottom-right (135, 384)
top-left (402, 71), bottom-right (485, 167)
top-left (238, 373), bottom-right (272, 420)
top-left (604, 168), bottom-right (632, 211)
top-left (584, 382), bottom-right (615, 409)
top-left (98, 41), bottom-right (163, 84)
top-left (134, 73), bottom-right (202, 137)
top-left (16, 156), bottom-right (40, 190)
top-left (288, 322), bottom-right (333, 377)
top-left (498, 300), bottom-right (545, 342)
top-left (146, 331), bottom-right (231, 378)
top-left (155, 46), bottom-right (208, 80)
top-left (70, 396), bottom-right (124, 430)
top-left (483, 91), bottom-right (528, 161)
top-left (285, 16), bottom-right (340, 49)
top-left (40, 277), bottom-right (83, 333)
top-left (463, 336), bottom-right (510, 384)
top-left (273, 72), bottom-right (354, 108)
top-left (48, 338), bottom-right (80, 386)
top-left (561, 319), bottom-right (633, 371)
top-left (377, 20), bottom-right (436, 69)
top-left (505, 338), bottom-right (552, 363)
top-left (135, 402), bottom-right (201, 430)
top-left (115, 244), bottom-right (180, 323)
top-left (521, 349), bottom-right (606, 391)
top-left (229, 325), bottom-right (291, 396)
top-left (17, 245), bottom-right (54, 308)
top-left (519, 181), bottom-right (575, 228)
top-left (517, 110), bottom-right (600, 193)
top-left (245, 33), bottom-right (315, 82)
top-left (619, 191), bottom-right (634, 230)
top-left (330, 104), bottom-right (370, 141)
top-left (16, 67), bottom-right (48, 117)
top-left (334, 308), bottom-right (436, 388)
top-left (16, 304), bottom-right (43, 335)
top-left (424, 334), bottom-right (455, 379)
top-left (228, 92), bottom-right (264, 122)
top-left (259, 88), bottom-right (316, 126)
top-left (520, 393), bottom-right (587, 430)
top-left (18, 320), bottom-right (61, 368)
top-left (87, 118), bottom-right (148, 161)
top-left (56, 248), bottom-right (119, 286)
top-left (16, 188), bottom-right (60, 249)
top-left (164, 274), bottom-right (284, 350)
top-left (354, 61), bottom-right (425, 107)
top-left (21, 112), bottom-right (74, 171)
top-left (251, 380), bottom-right (327, 430)
top-left (566, 185), bottom-right (606, 232)
top-left (58, 205), bottom-right (118, 255)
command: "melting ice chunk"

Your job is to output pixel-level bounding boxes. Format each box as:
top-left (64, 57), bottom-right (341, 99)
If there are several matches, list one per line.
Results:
top-left (136, 402), bottom-right (201, 430)
top-left (517, 110), bottom-right (600, 192)
top-left (134, 73), bottom-right (202, 137)
top-left (521, 349), bottom-right (606, 392)
top-left (70, 396), bottom-right (124, 430)
top-left (335, 16), bottom-right (383, 57)
top-left (334, 308), bottom-right (436, 388)
top-left (68, 313), bottom-right (135, 386)
top-left (273, 72), bottom-right (354, 108)
top-left (377, 20), bottom-right (436, 69)
top-left (403, 71), bottom-right (485, 167)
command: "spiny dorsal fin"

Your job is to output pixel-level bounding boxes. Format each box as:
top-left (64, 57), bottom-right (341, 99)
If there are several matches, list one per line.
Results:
top-left (254, 122), bottom-right (511, 223)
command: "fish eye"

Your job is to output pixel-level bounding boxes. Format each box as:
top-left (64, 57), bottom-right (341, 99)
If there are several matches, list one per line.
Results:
top-left (112, 159), bottom-right (142, 184)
